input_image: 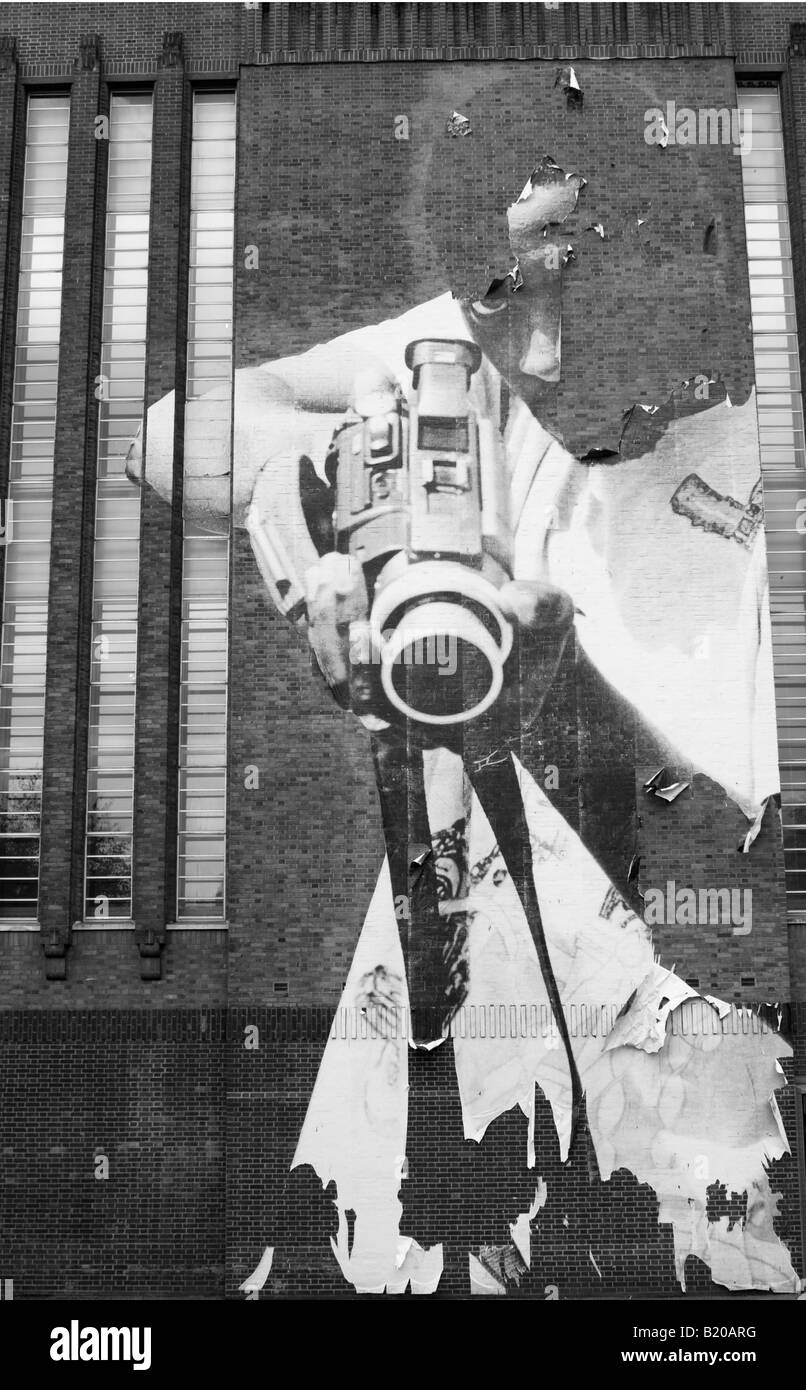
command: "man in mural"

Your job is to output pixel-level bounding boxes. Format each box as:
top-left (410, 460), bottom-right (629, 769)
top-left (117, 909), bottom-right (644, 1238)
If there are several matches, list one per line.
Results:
top-left (133, 98), bottom-right (800, 1296)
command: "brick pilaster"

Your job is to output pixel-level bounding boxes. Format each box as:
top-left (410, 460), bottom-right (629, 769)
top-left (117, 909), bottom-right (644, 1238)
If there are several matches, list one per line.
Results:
top-left (131, 32), bottom-right (190, 977)
top-left (39, 37), bottom-right (104, 978)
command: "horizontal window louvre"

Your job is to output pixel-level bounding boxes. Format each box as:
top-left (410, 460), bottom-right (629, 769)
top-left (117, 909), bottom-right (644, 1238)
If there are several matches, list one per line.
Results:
top-left (741, 86), bottom-right (806, 917)
top-left (84, 91), bottom-right (153, 921)
top-left (177, 91), bottom-right (235, 921)
top-left (0, 95), bottom-right (69, 919)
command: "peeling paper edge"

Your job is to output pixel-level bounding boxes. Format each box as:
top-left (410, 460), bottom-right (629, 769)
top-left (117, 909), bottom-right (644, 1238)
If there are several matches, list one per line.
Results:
top-left (386, 1240), bottom-right (444, 1295)
top-left (469, 1251), bottom-right (506, 1295)
top-left (509, 1178), bottom-right (548, 1269)
top-left (603, 966), bottom-right (698, 1055)
top-left (739, 797), bottom-right (768, 853)
top-left (769, 1090), bottom-right (791, 1156)
top-left (467, 1086), bottom-right (540, 1167)
top-left (409, 1244), bottom-right (444, 1296)
top-left (409, 1032), bottom-right (447, 1052)
top-left (704, 993), bottom-right (732, 1019)
top-left (239, 1245), bottom-right (274, 1293)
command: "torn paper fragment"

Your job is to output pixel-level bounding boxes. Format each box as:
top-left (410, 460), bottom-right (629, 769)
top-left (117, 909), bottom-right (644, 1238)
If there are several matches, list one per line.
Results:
top-left (510, 755), bottom-right (799, 1296)
top-left (555, 65), bottom-right (582, 108)
top-left (239, 1246), bottom-right (274, 1294)
top-left (509, 1215), bottom-right (531, 1268)
top-left (585, 994), bottom-right (798, 1294)
top-left (509, 1178), bottom-right (547, 1267)
top-left (293, 859), bottom-right (409, 1294)
top-left (513, 756), bottom-right (659, 1141)
top-left (409, 842), bottom-right (431, 869)
top-left (450, 772), bottom-right (575, 1164)
top-left (643, 767), bottom-right (690, 802)
top-left (704, 994), bottom-right (732, 1020)
top-left (503, 167), bottom-right (576, 386)
top-left (386, 1240), bottom-right (443, 1295)
top-left (653, 780), bottom-right (690, 803)
top-left (605, 967), bottom-right (699, 1054)
top-left (530, 1177), bottom-right (548, 1217)
top-left (330, 1226), bottom-right (383, 1294)
top-left (474, 1242), bottom-right (529, 1293)
top-left (408, 1033), bottom-right (446, 1052)
top-left (509, 157), bottom-right (586, 236)
top-left (486, 263), bottom-right (524, 299)
top-left (739, 797), bottom-right (768, 853)
top-left (587, 223), bottom-right (605, 238)
top-left (446, 110), bottom-right (472, 137)
top-left (409, 1243), bottom-right (443, 1296)
top-left (768, 1091), bottom-right (790, 1154)
top-left (469, 1252), bottom-right (506, 1295)
top-left (669, 1176), bottom-right (799, 1294)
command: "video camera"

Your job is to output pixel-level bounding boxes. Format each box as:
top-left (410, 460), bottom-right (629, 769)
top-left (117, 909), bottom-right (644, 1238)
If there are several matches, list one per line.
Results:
top-left (330, 338), bottom-right (513, 726)
top-left (248, 337), bottom-right (514, 727)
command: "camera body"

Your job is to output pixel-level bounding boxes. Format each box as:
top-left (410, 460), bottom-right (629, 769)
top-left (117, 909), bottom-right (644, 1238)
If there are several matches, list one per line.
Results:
top-left (330, 338), bottom-right (513, 726)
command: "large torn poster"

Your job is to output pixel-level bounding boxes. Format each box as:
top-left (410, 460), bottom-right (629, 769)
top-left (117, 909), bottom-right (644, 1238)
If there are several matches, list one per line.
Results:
top-left (141, 64), bottom-right (801, 1298)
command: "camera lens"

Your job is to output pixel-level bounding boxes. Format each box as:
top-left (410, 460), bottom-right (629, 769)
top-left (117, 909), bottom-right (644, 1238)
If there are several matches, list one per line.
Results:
top-left (389, 632), bottom-right (493, 723)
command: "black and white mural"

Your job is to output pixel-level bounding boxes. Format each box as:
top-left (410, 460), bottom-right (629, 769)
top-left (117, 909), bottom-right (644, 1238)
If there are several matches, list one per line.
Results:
top-left (140, 63), bottom-right (800, 1297)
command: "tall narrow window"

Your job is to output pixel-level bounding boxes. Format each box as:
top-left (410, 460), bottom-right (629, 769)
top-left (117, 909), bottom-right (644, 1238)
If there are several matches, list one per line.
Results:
top-left (739, 88), bottom-right (806, 917)
top-left (84, 91), bottom-right (153, 921)
top-left (177, 90), bottom-right (235, 920)
top-left (0, 94), bottom-right (69, 920)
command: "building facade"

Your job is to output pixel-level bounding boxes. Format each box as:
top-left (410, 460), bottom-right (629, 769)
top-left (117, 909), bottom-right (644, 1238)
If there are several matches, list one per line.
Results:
top-left (0, 0), bottom-right (806, 1299)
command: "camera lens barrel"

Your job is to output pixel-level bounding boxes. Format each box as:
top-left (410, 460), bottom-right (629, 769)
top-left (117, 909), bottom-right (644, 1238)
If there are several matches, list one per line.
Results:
top-left (371, 561), bottom-right (513, 726)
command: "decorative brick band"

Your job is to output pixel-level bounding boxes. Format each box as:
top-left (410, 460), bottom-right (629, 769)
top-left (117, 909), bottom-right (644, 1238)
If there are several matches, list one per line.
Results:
top-left (0, 1004), bottom-right (795, 1047)
top-left (0, 1007), bottom-right (226, 1044)
top-left (18, 63), bottom-right (73, 79)
top-left (249, 43), bottom-right (741, 64)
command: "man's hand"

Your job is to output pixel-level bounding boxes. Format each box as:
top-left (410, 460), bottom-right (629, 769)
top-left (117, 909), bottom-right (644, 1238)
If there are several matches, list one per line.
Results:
top-left (243, 358), bottom-right (399, 705)
top-left (307, 560), bottom-right (575, 732)
top-left (303, 553), bottom-right (369, 703)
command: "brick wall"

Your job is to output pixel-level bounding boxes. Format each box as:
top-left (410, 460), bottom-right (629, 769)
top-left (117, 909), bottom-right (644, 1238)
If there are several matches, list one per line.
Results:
top-left (0, 2), bottom-right (248, 69)
top-left (0, 1009), bottom-right (224, 1299)
top-left (0, 4), bottom-right (803, 1301)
